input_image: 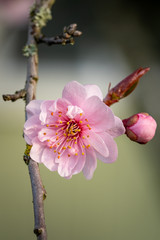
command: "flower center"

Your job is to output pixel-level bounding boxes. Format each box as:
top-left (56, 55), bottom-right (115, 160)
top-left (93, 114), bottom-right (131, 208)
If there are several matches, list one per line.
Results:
top-left (66, 120), bottom-right (81, 137)
top-left (44, 111), bottom-right (91, 158)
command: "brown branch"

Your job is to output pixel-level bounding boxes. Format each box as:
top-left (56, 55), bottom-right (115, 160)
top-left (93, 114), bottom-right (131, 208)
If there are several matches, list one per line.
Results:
top-left (28, 160), bottom-right (47, 239)
top-left (24, 1), bottom-right (56, 239)
top-left (36, 23), bottom-right (82, 46)
top-left (2, 89), bottom-right (26, 102)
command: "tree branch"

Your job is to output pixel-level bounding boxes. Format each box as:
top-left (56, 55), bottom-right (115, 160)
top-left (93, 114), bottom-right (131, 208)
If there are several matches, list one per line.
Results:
top-left (2, 89), bottom-right (26, 102)
top-left (36, 23), bottom-right (82, 45)
top-left (28, 160), bottom-right (47, 239)
top-left (23, 1), bottom-right (56, 239)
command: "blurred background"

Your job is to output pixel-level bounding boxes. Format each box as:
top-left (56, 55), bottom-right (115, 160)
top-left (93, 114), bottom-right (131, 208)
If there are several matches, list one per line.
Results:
top-left (0, 0), bottom-right (160, 239)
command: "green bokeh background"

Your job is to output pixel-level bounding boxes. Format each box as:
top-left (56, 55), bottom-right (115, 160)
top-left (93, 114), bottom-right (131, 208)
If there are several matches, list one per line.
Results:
top-left (1, 1), bottom-right (160, 239)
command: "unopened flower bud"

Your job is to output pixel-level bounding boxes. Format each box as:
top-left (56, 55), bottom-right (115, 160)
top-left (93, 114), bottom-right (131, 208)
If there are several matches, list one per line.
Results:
top-left (104, 67), bottom-right (150, 106)
top-left (123, 113), bottom-right (157, 144)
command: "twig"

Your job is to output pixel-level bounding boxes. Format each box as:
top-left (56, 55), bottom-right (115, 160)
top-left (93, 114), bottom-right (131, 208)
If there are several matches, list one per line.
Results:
top-left (36, 23), bottom-right (82, 45)
top-left (28, 160), bottom-right (47, 239)
top-left (2, 89), bottom-right (26, 102)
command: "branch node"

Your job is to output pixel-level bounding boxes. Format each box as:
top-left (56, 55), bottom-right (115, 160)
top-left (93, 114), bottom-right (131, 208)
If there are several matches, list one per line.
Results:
top-left (23, 44), bottom-right (37, 57)
top-left (23, 144), bottom-right (32, 165)
top-left (43, 192), bottom-right (47, 200)
top-left (34, 228), bottom-right (42, 236)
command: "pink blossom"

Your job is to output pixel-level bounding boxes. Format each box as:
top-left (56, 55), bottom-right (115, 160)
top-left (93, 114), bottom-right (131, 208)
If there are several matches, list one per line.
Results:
top-left (123, 113), bottom-right (157, 144)
top-left (24, 81), bottom-right (125, 179)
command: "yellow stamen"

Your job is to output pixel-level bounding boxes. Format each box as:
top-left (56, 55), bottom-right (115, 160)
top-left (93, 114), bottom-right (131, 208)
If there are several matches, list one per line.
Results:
top-left (87, 135), bottom-right (89, 138)
top-left (80, 113), bottom-right (83, 116)
top-left (43, 133), bottom-right (46, 135)
top-left (82, 152), bottom-right (84, 155)
top-left (68, 154), bottom-right (71, 157)
top-left (58, 156), bottom-right (60, 159)
top-left (73, 137), bottom-right (76, 140)
top-left (46, 124), bottom-right (49, 127)
top-left (75, 142), bottom-right (77, 144)
top-left (62, 147), bottom-right (66, 150)
top-left (87, 124), bottom-right (92, 130)
top-left (51, 112), bottom-right (54, 116)
top-left (54, 150), bottom-right (56, 153)
top-left (50, 146), bottom-right (53, 149)
top-left (75, 153), bottom-right (78, 156)
top-left (79, 121), bottom-right (82, 124)
top-left (59, 120), bottom-right (62, 124)
top-left (56, 136), bottom-right (59, 140)
top-left (64, 133), bottom-right (67, 137)
top-left (87, 144), bottom-right (91, 148)
top-left (56, 132), bottom-right (58, 135)
top-left (82, 145), bottom-right (85, 148)
top-left (67, 122), bottom-right (70, 125)
top-left (47, 140), bottom-right (50, 142)
top-left (58, 152), bottom-right (61, 155)
top-left (82, 136), bottom-right (85, 139)
top-left (85, 118), bottom-right (88, 122)
top-left (59, 115), bottom-right (62, 117)
top-left (68, 146), bottom-right (71, 149)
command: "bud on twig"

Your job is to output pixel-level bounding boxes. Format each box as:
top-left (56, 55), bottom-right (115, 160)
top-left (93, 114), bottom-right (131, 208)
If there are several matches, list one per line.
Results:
top-left (104, 67), bottom-right (150, 106)
top-left (123, 113), bottom-right (157, 144)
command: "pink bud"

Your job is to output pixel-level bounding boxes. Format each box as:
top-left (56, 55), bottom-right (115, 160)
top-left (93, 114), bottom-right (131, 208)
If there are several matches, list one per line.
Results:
top-left (123, 113), bottom-right (157, 144)
top-left (103, 67), bottom-right (150, 106)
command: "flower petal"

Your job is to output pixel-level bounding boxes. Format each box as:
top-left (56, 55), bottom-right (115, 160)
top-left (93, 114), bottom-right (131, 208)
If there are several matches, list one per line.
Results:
top-left (41, 147), bottom-right (58, 171)
top-left (66, 105), bottom-right (83, 119)
top-left (82, 96), bottom-right (115, 132)
top-left (24, 115), bottom-right (42, 145)
top-left (39, 100), bottom-right (56, 124)
top-left (55, 98), bottom-right (70, 112)
top-left (87, 130), bottom-right (109, 157)
top-left (71, 148), bottom-right (86, 176)
top-left (38, 128), bottom-right (56, 142)
top-left (96, 132), bottom-right (118, 163)
top-left (30, 137), bottom-right (45, 163)
top-left (84, 84), bottom-right (103, 100)
top-left (62, 81), bottom-right (87, 107)
top-left (26, 100), bottom-right (43, 119)
top-left (82, 147), bottom-right (97, 180)
top-left (57, 150), bottom-right (79, 178)
top-left (107, 116), bottom-right (125, 137)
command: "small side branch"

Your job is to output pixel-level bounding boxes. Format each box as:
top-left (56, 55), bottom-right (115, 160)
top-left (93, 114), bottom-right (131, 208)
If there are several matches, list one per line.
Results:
top-left (2, 89), bottom-right (26, 102)
top-left (36, 23), bottom-right (82, 46)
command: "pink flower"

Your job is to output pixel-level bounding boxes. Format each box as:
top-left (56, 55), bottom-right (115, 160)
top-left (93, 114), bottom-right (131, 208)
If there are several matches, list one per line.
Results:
top-left (24, 81), bottom-right (125, 179)
top-left (123, 113), bottom-right (157, 144)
